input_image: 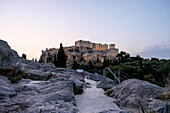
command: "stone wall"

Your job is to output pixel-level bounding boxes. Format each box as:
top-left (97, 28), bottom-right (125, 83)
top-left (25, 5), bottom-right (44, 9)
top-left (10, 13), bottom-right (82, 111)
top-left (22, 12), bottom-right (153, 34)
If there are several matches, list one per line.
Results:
top-left (75, 40), bottom-right (111, 51)
top-left (75, 40), bottom-right (91, 48)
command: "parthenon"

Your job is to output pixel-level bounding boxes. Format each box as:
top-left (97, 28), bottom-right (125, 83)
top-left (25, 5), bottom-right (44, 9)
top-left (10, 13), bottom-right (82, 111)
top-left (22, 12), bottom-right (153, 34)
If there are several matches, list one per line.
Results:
top-left (75, 40), bottom-right (116, 51)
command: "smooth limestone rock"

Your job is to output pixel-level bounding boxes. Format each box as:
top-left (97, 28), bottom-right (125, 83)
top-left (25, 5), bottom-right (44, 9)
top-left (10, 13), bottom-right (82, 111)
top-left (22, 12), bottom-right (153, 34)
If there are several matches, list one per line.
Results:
top-left (87, 74), bottom-right (117, 89)
top-left (0, 40), bottom-right (20, 76)
top-left (106, 79), bottom-right (170, 113)
top-left (24, 69), bottom-right (52, 80)
top-left (12, 76), bottom-right (78, 113)
top-left (0, 75), bottom-right (15, 99)
top-left (0, 75), bottom-right (20, 112)
top-left (0, 39), bottom-right (85, 113)
top-left (99, 109), bottom-right (131, 113)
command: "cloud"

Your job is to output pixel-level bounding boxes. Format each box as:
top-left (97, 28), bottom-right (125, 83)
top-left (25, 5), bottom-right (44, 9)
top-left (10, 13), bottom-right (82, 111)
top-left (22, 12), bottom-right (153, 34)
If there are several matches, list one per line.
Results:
top-left (136, 41), bottom-right (170, 59)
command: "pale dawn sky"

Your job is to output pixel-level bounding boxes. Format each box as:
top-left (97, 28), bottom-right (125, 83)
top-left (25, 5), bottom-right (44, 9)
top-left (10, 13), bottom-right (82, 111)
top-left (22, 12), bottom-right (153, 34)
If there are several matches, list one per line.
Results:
top-left (0, 0), bottom-right (170, 60)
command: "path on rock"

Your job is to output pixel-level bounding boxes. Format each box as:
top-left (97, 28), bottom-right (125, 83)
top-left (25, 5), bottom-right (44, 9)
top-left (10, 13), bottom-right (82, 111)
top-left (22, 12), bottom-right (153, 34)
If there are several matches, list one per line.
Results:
top-left (75, 78), bottom-right (120, 113)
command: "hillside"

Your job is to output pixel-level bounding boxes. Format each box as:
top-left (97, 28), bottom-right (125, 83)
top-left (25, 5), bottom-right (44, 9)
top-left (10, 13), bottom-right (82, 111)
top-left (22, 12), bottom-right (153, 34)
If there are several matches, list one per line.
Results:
top-left (39, 40), bottom-right (118, 68)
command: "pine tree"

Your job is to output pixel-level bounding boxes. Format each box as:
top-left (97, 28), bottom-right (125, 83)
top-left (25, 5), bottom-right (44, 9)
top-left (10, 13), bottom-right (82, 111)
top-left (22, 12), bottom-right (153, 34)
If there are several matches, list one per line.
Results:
top-left (88, 60), bottom-right (93, 69)
top-left (22, 54), bottom-right (26, 59)
top-left (97, 55), bottom-right (100, 63)
top-left (39, 57), bottom-right (43, 63)
top-left (56, 43), bottom-right (67, 68)
top-left (72, 61), bottom-right (78, 70)
top-left (103, 57), bottom-right (109, 69)
top-left (53, 54), bottom-right (57, 67)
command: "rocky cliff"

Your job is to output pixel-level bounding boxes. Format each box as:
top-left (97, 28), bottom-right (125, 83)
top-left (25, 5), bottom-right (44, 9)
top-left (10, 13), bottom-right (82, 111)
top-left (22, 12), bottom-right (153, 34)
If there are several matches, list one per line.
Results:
top-left (0, 40), bottom-right (85, 113)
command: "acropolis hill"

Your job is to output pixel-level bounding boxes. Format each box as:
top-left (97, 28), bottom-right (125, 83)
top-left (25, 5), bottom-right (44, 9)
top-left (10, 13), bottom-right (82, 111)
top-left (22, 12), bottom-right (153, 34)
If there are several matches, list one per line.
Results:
top-left (40, 40), bottom-right (119, 68)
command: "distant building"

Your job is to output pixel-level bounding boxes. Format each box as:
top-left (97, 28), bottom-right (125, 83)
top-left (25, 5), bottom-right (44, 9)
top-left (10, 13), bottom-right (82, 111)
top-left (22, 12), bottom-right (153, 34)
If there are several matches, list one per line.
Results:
top-left (109, 44), bottom-right (115, 49)
top-left (75, 40), bottom-right (117, 51)
top-left (40, 40), bottom-right (119, 68)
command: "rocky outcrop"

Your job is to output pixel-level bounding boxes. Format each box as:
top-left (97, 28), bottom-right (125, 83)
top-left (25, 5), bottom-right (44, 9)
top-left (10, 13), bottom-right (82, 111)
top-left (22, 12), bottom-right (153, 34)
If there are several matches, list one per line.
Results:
top-left (0, 75), bottom-right (18, 112)
top-left (12, 78), bottom-right (78, 113)
top-left (106, 79), bottom-right (170, 113)
top-left (0, 61), bottom-right (84, 113)
top-left (0, 40), bottom-right (20, 76)
top-left (0, 39), bottom-right (85, 113)
top-left (1, 39), bottom-right (169, 113)
top-left (87, 74), bottom-right (117, 89)
top-left (39, 40), bottom-right (119, 68)
top-left (99, 109), bottom-right (131, 113)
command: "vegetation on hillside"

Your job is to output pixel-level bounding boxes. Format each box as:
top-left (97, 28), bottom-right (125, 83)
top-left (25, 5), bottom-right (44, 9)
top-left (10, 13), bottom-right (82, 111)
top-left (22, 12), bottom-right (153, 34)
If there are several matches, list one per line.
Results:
top-left (73, 51), bottom-right (170, 87)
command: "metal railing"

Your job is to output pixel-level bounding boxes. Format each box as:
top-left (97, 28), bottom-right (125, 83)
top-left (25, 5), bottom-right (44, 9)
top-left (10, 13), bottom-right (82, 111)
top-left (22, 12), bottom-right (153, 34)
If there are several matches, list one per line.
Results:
top-left (103, 67), bottom-right (121, 84)
top-left (103, 67), bottom-right (133, 85)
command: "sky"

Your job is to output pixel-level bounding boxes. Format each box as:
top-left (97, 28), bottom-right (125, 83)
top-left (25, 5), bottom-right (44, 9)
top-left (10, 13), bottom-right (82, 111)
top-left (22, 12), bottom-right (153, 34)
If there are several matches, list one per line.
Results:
top-left (0, 0), bottom-right (170, 60)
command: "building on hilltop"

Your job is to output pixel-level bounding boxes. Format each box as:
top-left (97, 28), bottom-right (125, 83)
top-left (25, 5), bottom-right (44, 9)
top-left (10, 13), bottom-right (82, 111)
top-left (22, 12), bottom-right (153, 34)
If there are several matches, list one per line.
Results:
top-left (109, 44), bottom-right (115, 49)
top-left (40, 40), bottom-right (119, 68)
top-left (75, 40), bottom-right (117, 51)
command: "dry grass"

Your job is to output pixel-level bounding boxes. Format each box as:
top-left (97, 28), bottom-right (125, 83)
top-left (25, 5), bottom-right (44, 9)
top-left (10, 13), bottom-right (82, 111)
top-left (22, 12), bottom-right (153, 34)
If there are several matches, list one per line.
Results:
top-left (155, 91), bottom-right (170, 100)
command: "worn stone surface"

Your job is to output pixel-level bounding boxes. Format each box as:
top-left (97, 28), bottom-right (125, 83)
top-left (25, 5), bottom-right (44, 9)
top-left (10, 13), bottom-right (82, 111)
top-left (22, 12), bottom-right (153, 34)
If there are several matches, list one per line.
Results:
top-left (97, 80), bottom-right (117, 89)
top-left (75, 78), bottom-right (121, 113)
top-left (12, 77), bottom-right (78, 113)
top-left (0, 75), bottom-right (15, 98)
top-left (99, 109), bottom-right (131, 113)
top-left (24, 69), bottom-right (52, 80)
top-left (87, 74), bottom-right (117, 89)
top-left (0, 68), bottom-right (84, 113)
top-left (0, 75), bottom-right (19, 112)
top-left (0, 40), bottom-right (20, 76)
top-left (106, 79), bottom-right (170, 113)
top-left (0, 39), bottom-right (85, 112)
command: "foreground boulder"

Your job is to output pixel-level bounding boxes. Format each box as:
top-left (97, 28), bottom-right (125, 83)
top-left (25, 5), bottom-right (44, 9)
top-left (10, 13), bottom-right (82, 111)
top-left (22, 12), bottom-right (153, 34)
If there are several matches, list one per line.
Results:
top-left (12, 77), bottom-right (78, 113)
top-left (0, 67), bottom-right (84, 113)
top-left (0, 40), bottom-right (20, 76)
top-left (0, 39), bottom-right (86, 113)
top-left (0, 75), bottom-right (18, 112)
top-left (106, 79), bottom-right (170, 112)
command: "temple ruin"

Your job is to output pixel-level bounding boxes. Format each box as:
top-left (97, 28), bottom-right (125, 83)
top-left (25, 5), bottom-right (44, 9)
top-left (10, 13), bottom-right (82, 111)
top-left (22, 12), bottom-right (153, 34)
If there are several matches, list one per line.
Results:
top-left (75, 40), bottom-right (117, 51)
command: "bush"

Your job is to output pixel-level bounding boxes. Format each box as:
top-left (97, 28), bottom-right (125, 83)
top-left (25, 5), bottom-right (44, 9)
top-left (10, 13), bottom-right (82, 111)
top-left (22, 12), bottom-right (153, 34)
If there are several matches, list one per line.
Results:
top-left (73, 83), bottom-right (84, 95)
top-left (7, 70), bottom-right (26, 83)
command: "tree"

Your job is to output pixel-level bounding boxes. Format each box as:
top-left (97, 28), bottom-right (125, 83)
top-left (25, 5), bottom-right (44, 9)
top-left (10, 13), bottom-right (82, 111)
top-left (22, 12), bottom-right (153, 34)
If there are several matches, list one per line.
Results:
top-left (72, 61), bottom-right (78, 70)
top-left (116, 51), bottom-right (130, 63)
top-left (103, 57), bottom-right (109, 69)
top-left (35, 58), bottom-right (37, 62)
top-left (53, 54), bottom-right (57, 67)
top-left (56, 43), bottom-right (67, 68)
top-left (88, 60), bottom-right (93, 69)
top-left (97, 55), bottom-right (100, 63)
top-left (22, 54), bottom-right (26, 59)
top-left (39, 57), bottom-right (43, 63)
top-left (47, 53), bottom-right (53, 63)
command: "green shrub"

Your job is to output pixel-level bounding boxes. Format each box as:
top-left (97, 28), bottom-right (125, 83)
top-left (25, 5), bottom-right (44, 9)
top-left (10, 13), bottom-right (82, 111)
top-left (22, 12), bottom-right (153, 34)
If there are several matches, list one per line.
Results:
top-left (73, 83), bottom-right (84, 95)
top-left (7, 70), bottom-right (26, 83)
